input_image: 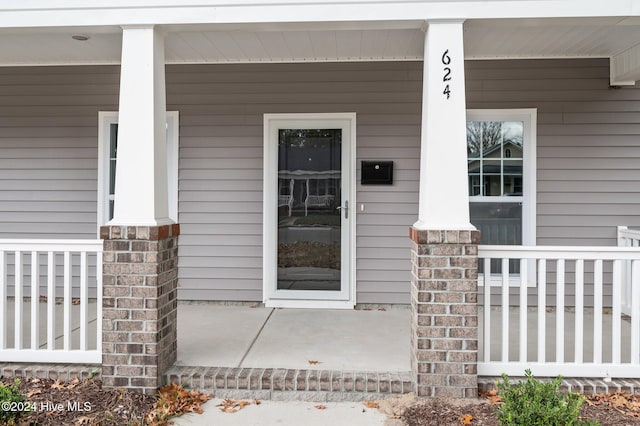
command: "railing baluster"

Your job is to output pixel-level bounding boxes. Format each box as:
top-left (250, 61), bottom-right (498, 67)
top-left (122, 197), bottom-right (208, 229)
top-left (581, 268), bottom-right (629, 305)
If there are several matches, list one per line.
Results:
top-left (612, 259), bottom-right (622, 364)
top-left (556, 259), bottom-right (565, 363)
top-left (537, 259), bottom-right (546, 363)
top-left (483, 257), bottom-right (491, 362)
top-left (14, 251), bottom-right (22, 349)
top-left (80, 251), bottom-right (88, 351)
top-left (574, 259), bottom-right (584, 364)
top-left (47, 251), bottom-right (55, 350)
top-left (631, 259), bottom-right (640, 366)
top-left (30, 251), bottom-right (39, 350)
top-left (519, 258), bottom-right (527, 363)
top-left (0, 240), bottom-right (101, 363)
top-left (593, 259), bottom-right (603, 364)
top-left (502, 258), bottom-right (509, 362)
top-left (63, 251), bottom-right (71, 351)
top-left (0, 251), bottom-right (6, 349)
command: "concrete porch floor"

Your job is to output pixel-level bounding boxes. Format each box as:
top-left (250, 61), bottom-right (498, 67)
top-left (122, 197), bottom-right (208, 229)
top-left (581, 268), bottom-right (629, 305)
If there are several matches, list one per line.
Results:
top-left (175, 303), bottom-right (412, 372)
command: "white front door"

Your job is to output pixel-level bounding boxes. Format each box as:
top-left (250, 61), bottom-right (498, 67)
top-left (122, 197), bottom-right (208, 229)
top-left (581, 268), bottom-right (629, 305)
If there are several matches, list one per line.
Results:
top-left (263, 113), bottom-right (356, 308)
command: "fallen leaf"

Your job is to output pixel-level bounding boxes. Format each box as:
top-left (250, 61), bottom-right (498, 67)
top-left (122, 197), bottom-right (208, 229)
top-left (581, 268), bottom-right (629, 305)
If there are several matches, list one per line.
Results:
top-left (308, 360), bottom-right (321, 365)
top-left (315, 404), bottom-right (327, 410)
top-left (363, 401), bottom-right (379, 408)
top-left (51, 379), bottom-right (65, 390)
top-left (481, 389), bottom-right (502, 405)
top-left (72, 299), bottom-right (81, 305)
top-left (26, 389), bottom-right (42, 397)
top-left (377, 307), bottom-right (386, 311)
top-left (461, 414), bottom-right (473, 425)
top-left (254, 399), bottom-right (261, 405)
top-left (217, 398), bottom-right (252, 414)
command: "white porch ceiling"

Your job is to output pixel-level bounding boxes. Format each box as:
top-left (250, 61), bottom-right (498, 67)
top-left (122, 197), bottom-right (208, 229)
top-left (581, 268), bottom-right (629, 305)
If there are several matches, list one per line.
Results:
top-left (0, 17), bottom-right (638, 68)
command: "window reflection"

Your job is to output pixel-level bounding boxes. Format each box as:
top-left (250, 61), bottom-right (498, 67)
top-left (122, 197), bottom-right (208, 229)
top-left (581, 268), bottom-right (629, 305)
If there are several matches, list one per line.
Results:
top-left (277, 129), bottom-right (342, 291)
top-left (467, 121), bottom-right (523, 197)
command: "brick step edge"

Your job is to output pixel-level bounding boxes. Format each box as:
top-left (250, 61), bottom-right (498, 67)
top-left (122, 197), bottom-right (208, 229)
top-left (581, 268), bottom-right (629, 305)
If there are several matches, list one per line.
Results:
top-left (0, 363), bottom-right (100, 381)
top-left (479, 376), bottom-right (640, 396)
top-left (164, 366), bottom-right (414, 402)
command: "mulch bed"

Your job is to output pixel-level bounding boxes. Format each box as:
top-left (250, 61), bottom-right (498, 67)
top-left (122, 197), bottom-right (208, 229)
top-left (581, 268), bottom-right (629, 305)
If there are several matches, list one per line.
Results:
top-left (402, 396), bottom-right (640, 425)
top-left (3, 375), bottom-right (640, 425)
top-left (1, 376), bottom-right (154, 425)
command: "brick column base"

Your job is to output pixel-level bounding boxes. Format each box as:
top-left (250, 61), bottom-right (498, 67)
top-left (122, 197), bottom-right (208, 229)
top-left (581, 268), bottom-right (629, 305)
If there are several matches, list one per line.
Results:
top-left (409, 227), bottom-right (480, 398)
top-left (100, 224), bottom-right (180, 395)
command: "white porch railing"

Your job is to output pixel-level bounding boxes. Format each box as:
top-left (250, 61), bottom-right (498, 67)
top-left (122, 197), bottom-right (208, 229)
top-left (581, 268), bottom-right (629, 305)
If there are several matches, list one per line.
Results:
top-left (618, 226), bottom-right (640, 316)
top-left (478, 245), bottom-right (640, 379)
top-left (0, 240), bottom-right (102, 363)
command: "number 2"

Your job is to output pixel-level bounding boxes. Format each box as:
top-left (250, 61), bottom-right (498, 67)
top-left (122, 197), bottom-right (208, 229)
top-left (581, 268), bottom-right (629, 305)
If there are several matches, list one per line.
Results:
top-left (443, 67), bottom-right (451, 82)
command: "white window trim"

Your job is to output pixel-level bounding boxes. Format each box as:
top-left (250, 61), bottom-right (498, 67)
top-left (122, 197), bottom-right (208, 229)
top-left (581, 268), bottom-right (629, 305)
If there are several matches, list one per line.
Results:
top-left (97, 111), bottom-right (179, 232)
top-left (467, 108), bottom-right (537, 286)
top-left (263, 113), bottom-right (357, 309)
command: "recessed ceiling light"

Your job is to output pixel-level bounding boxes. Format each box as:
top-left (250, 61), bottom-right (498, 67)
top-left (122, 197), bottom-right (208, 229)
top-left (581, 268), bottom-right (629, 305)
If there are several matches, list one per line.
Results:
top-left (71, 34), bottom-right (90, 41)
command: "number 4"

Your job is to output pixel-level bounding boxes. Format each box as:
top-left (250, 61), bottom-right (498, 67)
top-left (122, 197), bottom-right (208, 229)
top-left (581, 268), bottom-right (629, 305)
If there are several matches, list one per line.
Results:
top-left (443, 84), bottom-right (450, 99)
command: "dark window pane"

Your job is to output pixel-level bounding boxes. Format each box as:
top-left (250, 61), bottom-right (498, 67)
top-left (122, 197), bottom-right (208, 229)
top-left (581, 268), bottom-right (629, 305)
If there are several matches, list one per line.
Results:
top-left (471, 202), bottom-right (522, 273)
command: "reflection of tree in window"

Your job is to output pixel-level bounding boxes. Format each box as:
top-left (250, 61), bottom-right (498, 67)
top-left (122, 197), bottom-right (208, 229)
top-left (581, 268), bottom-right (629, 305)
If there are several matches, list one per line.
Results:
top-left (466, 121), bottom-right (523, 197)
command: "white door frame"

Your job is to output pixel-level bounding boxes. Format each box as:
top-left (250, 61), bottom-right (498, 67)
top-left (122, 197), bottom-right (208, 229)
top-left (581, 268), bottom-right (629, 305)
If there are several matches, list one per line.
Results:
top-left (263, 113), bottom-right (356, 309)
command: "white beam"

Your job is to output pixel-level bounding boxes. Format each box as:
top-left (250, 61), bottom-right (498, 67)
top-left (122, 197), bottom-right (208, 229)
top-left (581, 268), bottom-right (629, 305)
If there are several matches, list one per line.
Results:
top-left (0, 1), bottom-right (637, 29)
top-left (111, 25), bottom-right (172, 226)
top-left (414, 20), bottom-right (474, 231)
top-left (610, 43), bottom-right (640, 86)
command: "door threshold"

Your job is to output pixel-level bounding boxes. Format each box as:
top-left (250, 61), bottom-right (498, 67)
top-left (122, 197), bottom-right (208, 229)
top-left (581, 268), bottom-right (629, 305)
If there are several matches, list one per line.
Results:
top-left (265, 299), bottom-right (355, 309)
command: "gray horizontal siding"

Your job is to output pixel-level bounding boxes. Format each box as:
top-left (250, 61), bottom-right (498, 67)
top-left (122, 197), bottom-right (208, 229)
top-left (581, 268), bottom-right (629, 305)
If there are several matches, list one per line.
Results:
top-left (0, 65), bottom-right (119, 239)
top-left (169, 61), bottom-right (421, 303)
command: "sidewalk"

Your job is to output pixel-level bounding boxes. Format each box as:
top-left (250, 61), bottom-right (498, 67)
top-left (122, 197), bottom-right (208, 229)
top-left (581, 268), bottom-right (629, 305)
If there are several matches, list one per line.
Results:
top-left (172, 398), bottom-right (389, 426)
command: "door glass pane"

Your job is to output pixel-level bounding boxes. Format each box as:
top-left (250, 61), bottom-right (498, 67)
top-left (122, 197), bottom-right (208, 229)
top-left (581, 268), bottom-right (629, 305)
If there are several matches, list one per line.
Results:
top-left (277, 129), bottom-right (342, 291)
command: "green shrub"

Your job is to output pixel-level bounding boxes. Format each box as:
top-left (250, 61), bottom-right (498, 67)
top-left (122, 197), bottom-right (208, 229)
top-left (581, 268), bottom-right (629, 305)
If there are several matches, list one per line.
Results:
top-left (0, 379), bottom-right (29, 425)
top-left (496, 370), bottom-right (598, 426)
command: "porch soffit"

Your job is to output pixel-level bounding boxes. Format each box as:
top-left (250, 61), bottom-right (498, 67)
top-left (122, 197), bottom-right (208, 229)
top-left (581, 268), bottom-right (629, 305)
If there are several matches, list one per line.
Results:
top-left (0, 18), bottom-right (638, 71)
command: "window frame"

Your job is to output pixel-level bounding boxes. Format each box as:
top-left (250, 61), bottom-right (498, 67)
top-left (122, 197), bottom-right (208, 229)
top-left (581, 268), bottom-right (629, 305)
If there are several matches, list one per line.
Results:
top-left (467, 108), bottom-right (536, 246)
top-left (97, 111), bottom-right (179, 232)
top-left (467, 109), bottom-right (537, 286)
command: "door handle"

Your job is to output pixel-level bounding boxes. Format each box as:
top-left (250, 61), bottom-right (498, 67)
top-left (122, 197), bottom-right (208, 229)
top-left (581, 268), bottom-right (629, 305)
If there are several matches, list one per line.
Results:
top-left (336, 201), bottom-right (348, 219)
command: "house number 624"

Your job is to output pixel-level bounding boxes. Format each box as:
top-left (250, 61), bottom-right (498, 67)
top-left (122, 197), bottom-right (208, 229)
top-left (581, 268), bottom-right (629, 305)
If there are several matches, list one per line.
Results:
top-left (442, 50), bottom-right (451, 99)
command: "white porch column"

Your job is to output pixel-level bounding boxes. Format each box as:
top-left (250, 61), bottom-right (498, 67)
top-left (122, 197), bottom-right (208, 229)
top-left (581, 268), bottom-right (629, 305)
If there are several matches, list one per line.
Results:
top-left (415, 20), bottom-right (473, 231)
top-left (111, 25), bottom-right (170, 226)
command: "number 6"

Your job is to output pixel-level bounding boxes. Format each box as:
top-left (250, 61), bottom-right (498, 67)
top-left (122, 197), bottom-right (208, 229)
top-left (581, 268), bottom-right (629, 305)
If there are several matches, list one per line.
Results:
top-left (442, 50), bottom-right (451, 65)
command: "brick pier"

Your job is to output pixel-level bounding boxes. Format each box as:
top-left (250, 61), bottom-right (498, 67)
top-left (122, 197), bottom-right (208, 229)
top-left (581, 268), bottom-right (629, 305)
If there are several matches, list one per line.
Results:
top-left (409, 228), bottom-right (480, 398)
top-left (101, 224), bottom-right (180, 395)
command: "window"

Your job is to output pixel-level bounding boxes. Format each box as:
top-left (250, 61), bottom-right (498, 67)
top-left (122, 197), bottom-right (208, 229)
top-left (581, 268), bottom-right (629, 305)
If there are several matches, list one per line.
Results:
top-left (467, 109), bottom-right (536, 283)
top-left (97, 111), bottom-right (179, 229)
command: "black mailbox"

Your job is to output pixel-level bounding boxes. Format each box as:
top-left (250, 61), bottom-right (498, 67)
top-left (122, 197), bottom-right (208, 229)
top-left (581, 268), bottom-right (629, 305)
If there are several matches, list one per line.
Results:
top-left (361, 161), bottom-right (393, 185)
